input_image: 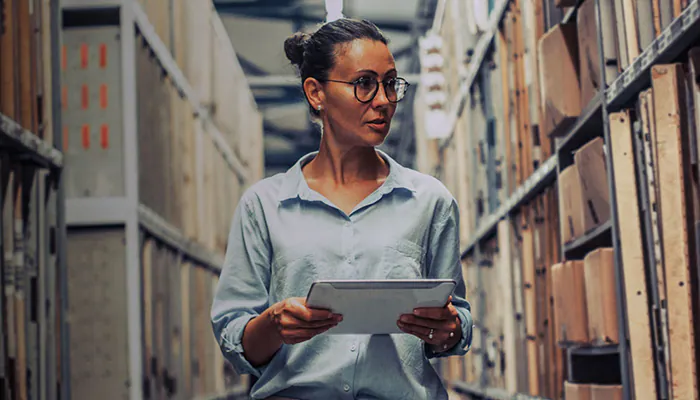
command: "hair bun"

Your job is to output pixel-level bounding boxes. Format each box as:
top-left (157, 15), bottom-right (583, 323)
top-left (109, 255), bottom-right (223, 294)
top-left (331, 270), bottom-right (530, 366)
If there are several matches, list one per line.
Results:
top-left (284, 32), bottom-right (309, 67)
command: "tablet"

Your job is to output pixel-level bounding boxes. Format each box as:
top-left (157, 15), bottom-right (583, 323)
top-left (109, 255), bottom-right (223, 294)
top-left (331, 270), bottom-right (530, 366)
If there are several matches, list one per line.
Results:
top-left (305, 279), bottom-right (456, 335)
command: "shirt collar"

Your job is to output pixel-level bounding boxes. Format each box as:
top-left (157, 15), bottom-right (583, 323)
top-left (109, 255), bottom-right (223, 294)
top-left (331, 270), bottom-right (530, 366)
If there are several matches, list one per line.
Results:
top-left (277, 149), bottom-right (416, 204)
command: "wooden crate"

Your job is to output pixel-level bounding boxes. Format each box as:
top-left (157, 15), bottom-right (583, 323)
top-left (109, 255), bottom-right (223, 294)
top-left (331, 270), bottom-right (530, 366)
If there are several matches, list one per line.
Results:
top-left (1, 0), bottom-right (54, 143)
top-left (552, 261), bottom-right (589, 344)
top-left (538, 21), bottom-right (581, 137)
top-left (558, 164), bottom-right (586, 244)
top-left (574, 137), bottom-right (611, 233)
top-left (583, 248), bottom-right (619, 345)
top-left (577, 0), bottom-right (602, 108)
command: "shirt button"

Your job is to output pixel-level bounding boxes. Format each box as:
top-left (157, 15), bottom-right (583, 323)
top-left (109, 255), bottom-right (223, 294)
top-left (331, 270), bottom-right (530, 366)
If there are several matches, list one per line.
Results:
top-left (344, 384), bottom-right (350, 392)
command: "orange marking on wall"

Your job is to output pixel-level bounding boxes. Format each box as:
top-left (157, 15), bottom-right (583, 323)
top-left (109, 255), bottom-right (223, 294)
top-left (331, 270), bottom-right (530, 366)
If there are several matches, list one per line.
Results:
top-left (81, 85), bottom-right (89, 110)
top-left (63, 126), bottom-right (69, 151)
top-left (81, 44), bottom-right (88, 69)
top-left (100, 85), bottom-right (108, 109)
top-left (82, 125), bottom-right (90, 149)
top-left (100, 44), bottom-right (107, 68)
top-left (101, 125), bottom-right (109, 149)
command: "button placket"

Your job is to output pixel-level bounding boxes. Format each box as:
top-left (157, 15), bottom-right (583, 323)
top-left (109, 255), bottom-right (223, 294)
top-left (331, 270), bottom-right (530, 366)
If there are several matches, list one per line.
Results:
top-left (342, 221), bottom-right (354, 263)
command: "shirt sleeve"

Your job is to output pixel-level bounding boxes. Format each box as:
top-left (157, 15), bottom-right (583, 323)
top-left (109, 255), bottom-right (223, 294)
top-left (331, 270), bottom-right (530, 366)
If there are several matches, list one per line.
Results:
top-left (210, 194), bottom-right (273, 377)
top-left (424, 197), bottom-right (474, 359)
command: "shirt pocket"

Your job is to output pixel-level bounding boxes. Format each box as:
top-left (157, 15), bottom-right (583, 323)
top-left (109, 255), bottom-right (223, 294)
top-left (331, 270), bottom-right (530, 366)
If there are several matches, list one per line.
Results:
top-left (380, 239), bottom-right (426, 279)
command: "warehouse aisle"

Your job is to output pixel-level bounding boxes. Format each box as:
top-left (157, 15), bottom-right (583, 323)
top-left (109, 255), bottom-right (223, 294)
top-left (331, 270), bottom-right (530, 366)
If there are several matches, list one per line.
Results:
top-left (2, 0), bottom-right (700, 399)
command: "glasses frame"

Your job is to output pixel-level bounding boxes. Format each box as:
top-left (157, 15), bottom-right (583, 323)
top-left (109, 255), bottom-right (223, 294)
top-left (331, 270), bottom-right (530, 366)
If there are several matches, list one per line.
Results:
top-left (317, 76), bottom-right (410, 104)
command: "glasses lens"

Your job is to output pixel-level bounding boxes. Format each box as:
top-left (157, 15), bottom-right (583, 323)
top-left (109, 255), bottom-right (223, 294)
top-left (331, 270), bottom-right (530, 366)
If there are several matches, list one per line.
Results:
top-left (390, 78), bottom-right (408, 102)
top-left (355, 78), bottom-right (378, 102)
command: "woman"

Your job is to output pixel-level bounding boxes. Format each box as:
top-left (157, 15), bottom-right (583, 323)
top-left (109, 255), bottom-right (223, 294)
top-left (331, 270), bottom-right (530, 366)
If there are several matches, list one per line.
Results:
top-left (211, 18), bottom-right (473, 400)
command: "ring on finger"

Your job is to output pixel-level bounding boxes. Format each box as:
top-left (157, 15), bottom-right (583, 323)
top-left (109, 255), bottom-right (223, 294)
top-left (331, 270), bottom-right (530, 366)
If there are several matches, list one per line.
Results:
top-left (428, 328), bottom-right (434, 340)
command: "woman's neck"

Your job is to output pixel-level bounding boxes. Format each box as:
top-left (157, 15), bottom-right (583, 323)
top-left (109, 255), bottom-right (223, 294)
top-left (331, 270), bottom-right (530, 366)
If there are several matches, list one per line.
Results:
top-left (304, 135), bottom-right (388, 186)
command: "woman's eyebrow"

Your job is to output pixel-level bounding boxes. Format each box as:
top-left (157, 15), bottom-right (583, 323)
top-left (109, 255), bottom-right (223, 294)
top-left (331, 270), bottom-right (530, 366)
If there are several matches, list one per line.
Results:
top-left (353, 68), bottom-right (398, 76)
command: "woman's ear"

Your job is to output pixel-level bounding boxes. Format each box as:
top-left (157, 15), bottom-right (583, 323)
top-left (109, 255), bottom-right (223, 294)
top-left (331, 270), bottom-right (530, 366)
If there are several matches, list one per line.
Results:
top-left (303, 78), bottom-right (325, 110)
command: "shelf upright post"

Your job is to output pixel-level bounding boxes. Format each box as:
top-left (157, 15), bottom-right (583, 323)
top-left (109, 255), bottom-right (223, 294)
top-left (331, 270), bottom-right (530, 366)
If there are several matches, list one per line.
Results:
top-left (120, 1), bottom-right (144, 399)
top-left (631, 118), bottom-right (670, 398)
top-left (49, 0), bottom-right (70, 397)
top-left (595, 0), bottom-right (631, 398)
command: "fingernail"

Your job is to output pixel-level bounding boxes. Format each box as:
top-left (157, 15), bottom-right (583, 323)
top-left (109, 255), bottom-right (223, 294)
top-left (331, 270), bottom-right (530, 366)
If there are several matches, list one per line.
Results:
top-left (413, 309), bottom-right (422, 316)
top-left (336, 315), bottom-right (343, 322)
top-left (400, 316), bottom-right (408, 322)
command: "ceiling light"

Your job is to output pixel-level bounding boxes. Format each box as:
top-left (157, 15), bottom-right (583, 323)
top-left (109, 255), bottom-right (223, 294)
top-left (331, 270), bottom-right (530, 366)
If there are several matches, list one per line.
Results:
top-left (325, 0), bottom-right (344, 22)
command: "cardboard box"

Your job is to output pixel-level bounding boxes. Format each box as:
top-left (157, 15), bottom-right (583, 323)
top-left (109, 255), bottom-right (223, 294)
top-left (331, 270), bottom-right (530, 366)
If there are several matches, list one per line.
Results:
top-left (559, 164), bottom-right (586, 244)
top-left (539, 21), bottom-right (581, 136)
top-left (584, 248), bottom-right (619, 344)
top-left (575, 137), bottom-right (611, 233)
top-left (591, 384), bottom-right (623, 399)
top-left (565, 382), bottom-right (592, 400)
top-left (577, 0), bottom-right (602, 107)
top-left (552, 261), bottom-right (589, 344)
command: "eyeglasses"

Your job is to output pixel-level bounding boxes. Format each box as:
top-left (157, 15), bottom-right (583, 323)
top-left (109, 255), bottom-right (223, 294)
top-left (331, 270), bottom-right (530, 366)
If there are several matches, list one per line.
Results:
top-left (318, 76), bottom-right (410, 103)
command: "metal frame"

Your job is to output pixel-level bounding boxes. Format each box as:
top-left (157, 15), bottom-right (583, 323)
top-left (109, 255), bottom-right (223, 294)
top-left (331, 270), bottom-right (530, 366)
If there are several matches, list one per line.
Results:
top-left (562, 219), bottom-right (612, 259)
top-left (138, 205), bottom-right (223, 273)
top-left (60, 0), bottom-right (123, 8)
top-left (0, 113), bottom-right (63, 169)
top-left (120, 3), bottom-right (144, 399)
top-left (606, 1), bottom-right (700, 110)
top-left (130, 1), bottom-right (249, 182)
top-left (461, 155), bottom-right (558, 258)
top-left (632, 119), bottom-right (670, 398)
top-left (592, 1), bottom-right (631, 395)
top-left (438, 0), bottom-right (511, 152)
top-left (65, 197), bottom-right (135, 226)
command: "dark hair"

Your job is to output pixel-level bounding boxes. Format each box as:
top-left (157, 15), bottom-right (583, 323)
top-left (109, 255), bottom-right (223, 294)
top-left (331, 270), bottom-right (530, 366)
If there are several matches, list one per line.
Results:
top-left (284, 18), bottom-right (389, 117)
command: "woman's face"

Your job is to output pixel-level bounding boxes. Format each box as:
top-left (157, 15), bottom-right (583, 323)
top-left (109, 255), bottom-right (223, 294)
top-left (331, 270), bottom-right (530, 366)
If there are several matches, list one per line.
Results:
top-left (319, 38), bottom-right (398, 147)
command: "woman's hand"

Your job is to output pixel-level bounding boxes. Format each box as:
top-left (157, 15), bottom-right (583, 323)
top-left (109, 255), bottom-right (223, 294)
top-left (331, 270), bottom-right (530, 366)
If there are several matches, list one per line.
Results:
top-left (266, 297), bottom-right (343, 345)
top-left (397, 296), bottom-right (462, 352)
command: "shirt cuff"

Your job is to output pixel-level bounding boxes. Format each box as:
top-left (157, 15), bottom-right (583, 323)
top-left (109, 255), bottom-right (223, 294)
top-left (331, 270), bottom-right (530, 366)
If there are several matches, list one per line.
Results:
top-left (425, 307), bottom-right (473, 359)
top-left (218, 314), bottom-right (268, 377)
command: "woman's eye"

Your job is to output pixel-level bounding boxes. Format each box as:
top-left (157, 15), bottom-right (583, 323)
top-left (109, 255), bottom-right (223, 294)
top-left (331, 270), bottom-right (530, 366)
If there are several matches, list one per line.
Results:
top-left (357, 78), bottom-right (374, 90)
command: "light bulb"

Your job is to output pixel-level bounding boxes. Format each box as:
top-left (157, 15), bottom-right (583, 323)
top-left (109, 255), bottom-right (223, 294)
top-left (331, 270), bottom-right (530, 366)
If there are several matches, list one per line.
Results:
top-left (325, 0), bottom-right (344, 22)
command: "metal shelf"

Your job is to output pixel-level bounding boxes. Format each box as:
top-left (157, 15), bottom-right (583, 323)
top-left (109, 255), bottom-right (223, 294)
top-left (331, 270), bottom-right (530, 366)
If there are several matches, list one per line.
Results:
top-left (567, 344), bottom-right (620, 356)
top-left (450, 380), bottom-right (548, 400)
top-left (563, 219), bottom-right (613, 259)
top-left (131, 1), bottom-right (249, 182)
top-left (0, 112), bottom-right (63, 169)
top-left (439, 0), bottom-right (511, 150)
top-left (461, 155), bottom-right (558, 258)
top-left (555, 92), bottom-right (604, 161)
top-left (606, 0), bottom-right (700, 110)
top-left (138, 205), bottom-right (224, 273)
top-left (562, 0), bottom-right (586, 25)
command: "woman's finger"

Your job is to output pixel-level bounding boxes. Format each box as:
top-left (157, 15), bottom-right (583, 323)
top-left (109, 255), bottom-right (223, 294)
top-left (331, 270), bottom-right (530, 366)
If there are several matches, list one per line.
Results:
top-left (398, 314), bottom-right (456, 331)
top-left (287, 298), bottom-right (341, 322)
top-left (281, 313), bottom-right (340, 330)
top-left (396, 321), bottom-right (446, 345)
top-left (411, 305), bottom-right (455, 321)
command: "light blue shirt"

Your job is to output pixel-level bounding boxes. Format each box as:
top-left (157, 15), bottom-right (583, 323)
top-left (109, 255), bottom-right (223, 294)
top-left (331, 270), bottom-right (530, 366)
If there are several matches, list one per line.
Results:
top-left (211, 150), bottom-right (473, 400)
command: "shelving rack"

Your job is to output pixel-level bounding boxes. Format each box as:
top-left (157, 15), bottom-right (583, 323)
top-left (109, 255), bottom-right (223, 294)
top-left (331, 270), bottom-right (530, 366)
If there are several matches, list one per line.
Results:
top-left (438, 0), bottom-right (700, 398)
top-left (58, 0), bottom-right (261, 399)
top-left (0, 1), bottom-right (68, 399)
